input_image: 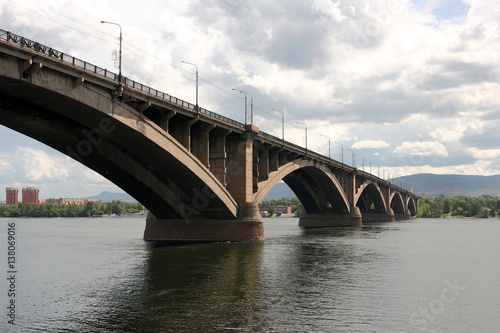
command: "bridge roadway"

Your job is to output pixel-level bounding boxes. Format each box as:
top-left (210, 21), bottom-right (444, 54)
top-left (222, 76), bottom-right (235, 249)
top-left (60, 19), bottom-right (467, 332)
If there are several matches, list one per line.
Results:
top-left (0, 30), bottom-right (418, 243)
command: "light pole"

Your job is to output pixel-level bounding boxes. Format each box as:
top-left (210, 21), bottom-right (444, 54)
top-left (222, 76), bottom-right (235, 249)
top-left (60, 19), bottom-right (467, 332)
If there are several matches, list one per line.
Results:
top-left (233, 89), bottom-right (253, 125)
top-left (321, 134), bottom-right (331, 159)
top-left (335, 142), bottom-right (344, 164)
top-left (272, 109), bottom-right (285, 145)
top-left (346, 148), bottom-right (355, 167)
top-left (181, 61), bottom-right (199, 113)
top-left (101, 20), bottom-right (122, 82)
top-left (296, 122), bottom-right (307, 152)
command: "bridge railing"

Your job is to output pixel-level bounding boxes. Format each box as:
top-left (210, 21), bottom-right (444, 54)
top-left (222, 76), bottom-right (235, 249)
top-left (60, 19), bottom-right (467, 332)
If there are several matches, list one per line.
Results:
top-left (0, 29), bottom-right (416, 195)
top-left (0, 29), bottom-right (246, 130)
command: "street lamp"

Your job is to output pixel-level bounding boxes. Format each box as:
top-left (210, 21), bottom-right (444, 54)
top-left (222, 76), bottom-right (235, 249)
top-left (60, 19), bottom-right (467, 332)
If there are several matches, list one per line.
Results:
top-left (321, 134), bottom-right (331, 159)
top-left (296, 122), bottom-right (307, 151)
top-left (181, 61), bottom-right (199, 113)
top-left (233, 88), bottom-right (253, 125)
top-left (101, 20), bottom-right (122, 82)
top-left (334, 142), bottom-right (344, 164)
top-left (272, 109), bottom-right (285, 145)
top-left (346, 148), bottom-right (355, 167)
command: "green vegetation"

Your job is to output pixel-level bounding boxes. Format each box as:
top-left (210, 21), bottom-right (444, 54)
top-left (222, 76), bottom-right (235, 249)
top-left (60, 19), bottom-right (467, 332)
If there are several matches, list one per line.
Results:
top-left (0, 201), bottom-right (146, 218)
top-left (259, 197), bottom-right (302, 214)
top-left (417, 195), bottom-right (500, 218)
top-left (260, 195), bottom-right (500, 219)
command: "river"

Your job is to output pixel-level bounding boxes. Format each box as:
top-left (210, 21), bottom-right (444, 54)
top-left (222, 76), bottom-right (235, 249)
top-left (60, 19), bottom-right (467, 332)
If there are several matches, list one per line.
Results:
top-left (1, 217), bottom-right (499, 332)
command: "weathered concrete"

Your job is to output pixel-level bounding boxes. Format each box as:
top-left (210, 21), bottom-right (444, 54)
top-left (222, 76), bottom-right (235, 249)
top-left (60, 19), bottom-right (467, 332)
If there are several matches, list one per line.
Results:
top-left (299, 207), bottom-right (362, 228)
top-left (362, 208), bottom-right (396, 223)
top-left (395, 211), bottom-right (412, 221)
top-left (144, 202), bottom-right (264, 243)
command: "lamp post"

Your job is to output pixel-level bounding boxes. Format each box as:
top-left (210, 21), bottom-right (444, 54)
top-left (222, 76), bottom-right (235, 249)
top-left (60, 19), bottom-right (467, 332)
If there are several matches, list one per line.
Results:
top-left (101, 20), bottom-right (122, 82)
top-left (233, 89), bottom-right (253, 125)
top-left (272, 109), bottom-right (285, 145)
top-left (321, 134), bottom-right (331, 159)
top-left (181, 61), bottom-right (198, 113)
top-left (346, 148), bottom-right (355, 167)
top-left (296, 122), bottom-right (307, 152)
top-left (334, 142), bottom-right (344, 164)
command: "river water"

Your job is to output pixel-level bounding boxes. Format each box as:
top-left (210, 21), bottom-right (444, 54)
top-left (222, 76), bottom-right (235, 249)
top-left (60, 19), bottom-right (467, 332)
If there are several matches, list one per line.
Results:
top-left (1, 217), bottom-right (499, 332)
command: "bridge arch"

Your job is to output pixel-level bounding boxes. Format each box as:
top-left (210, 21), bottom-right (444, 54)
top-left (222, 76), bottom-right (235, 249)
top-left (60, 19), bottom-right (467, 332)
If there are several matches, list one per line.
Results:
top-left (254, 159), bottom-right (350, 214)
top-left (354, 181), bottom-right (388, 214)
top-left (0, 76), bottom-right (237, 220)
top-left (390, 192), bottom-right (406, 215)
top-left (407, 197), bottom-right (417, 216)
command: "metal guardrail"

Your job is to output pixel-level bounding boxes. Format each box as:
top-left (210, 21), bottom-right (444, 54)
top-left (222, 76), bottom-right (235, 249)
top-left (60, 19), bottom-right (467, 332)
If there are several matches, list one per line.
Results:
top-left (0, 29), bottom-right (246, 130)
top-left (0, 29), bottom-right (415, 195)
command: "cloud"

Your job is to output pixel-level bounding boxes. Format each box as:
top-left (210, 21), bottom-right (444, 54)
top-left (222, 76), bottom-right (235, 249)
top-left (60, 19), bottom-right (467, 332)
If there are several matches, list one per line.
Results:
top-left (393, 141), bottom-right (449, 157)
top-left (14, 147), bottom-right (70, 182)
top-left (467, 147), bottom-right (500, 160)
top-left (352, 140), bottom-right (390, 149)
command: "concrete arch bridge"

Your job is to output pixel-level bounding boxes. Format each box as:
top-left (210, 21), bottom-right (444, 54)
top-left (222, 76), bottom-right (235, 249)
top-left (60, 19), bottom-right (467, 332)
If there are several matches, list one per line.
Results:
top-left (0, 30), bottom-right (418, 243)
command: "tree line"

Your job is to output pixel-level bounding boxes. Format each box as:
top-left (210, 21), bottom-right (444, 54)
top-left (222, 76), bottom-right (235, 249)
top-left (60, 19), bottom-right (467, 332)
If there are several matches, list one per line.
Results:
top-left (259, 195), bottom-right (500, 219)
top-left (0, 201), bottom-right (146, 218)
top-left (417, 195), bottom-right (500, 218)
top-left (259, 197), bottom-right (302, 215)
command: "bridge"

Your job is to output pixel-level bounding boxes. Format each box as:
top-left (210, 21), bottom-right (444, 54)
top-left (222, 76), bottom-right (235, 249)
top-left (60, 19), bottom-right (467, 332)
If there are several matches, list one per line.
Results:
top-left (0, 30), bottom-right (418, 243)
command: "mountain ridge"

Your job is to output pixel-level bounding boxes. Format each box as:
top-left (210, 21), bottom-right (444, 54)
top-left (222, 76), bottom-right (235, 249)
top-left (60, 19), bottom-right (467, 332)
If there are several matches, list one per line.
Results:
top-left (75, 174), bottom-right (500, 203)
top-left (262, 174), bottom-right (500, 200)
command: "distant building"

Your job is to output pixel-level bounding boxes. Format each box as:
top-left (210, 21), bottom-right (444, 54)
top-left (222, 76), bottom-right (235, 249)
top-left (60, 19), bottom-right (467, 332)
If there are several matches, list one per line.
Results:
top-left (45, 198), bottom-right (101, 205)
top-left (6, 187), bottom-right (19, 205)
top-left (273, 206), bottom-right (292, 215)
top-left (22, 187), bottom-right (39, 204)
top-left (259, 206), bottom-right (270, 217)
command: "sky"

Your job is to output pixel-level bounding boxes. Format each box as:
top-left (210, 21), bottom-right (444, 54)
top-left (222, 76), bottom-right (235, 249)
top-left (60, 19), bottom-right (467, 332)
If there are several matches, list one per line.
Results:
top-left (0, 0), bottom-right (499, 199)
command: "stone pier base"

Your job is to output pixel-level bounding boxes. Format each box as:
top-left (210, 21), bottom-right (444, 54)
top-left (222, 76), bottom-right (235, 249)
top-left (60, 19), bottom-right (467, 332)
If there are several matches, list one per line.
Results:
top-left (144, 203), bottom-right (264, 243)
top-left (362, 209), bottom-right (395, 223)
top-left (395, 211), bottom-right (412, 220)
top-left (298, 207), bottom-right (363, 228)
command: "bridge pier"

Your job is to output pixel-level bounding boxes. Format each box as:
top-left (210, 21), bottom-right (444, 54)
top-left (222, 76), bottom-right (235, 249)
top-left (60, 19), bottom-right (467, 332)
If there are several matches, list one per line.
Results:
top-left (143, 203), bottom-right (264, 244)
top-left (298, 206), bottom-right (362, 228)
top-left (395, 210), bottom-right (412, 220)
top-left (361, 208), bottom-right (395, 223)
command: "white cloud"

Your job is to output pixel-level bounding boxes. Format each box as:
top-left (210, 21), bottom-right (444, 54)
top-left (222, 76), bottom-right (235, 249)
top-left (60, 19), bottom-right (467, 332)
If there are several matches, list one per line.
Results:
top-left (352, 140), bottom-right (390, 149)
top-left (14, 147), bottom-right (70, 182)
top-left (429, 124), bottom-right (466, 142)
top-left (467, 147), bottom-right (500, 160)
top-left (393, 141), bottom-right (449, 157)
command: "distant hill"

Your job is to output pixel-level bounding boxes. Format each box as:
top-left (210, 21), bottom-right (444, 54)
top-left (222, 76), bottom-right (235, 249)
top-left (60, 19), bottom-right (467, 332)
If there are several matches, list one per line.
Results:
top-left (262, 174), bottom-right (500, 201)
top-left (395, 173), bottom-right (500, 197)
top-left (262, 182), bottom-right (295, 200)
top-left (85, 174), bottom-right (500, 204)
top-left (86, 191), bottom-right (136, 202)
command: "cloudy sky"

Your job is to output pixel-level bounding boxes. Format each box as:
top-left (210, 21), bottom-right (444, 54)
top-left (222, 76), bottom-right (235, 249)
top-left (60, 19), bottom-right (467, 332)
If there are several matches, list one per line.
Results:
top-left (0, 0), bottom-right (499, 199)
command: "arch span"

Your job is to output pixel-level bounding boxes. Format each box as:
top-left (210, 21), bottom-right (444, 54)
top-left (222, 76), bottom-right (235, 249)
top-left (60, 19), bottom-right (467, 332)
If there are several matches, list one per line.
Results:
top-left (407, 197), bottom-right (418, 216)
top-left (0, 75), bottom-right (237, 220)
top-left (390, 192), bottom-right (406, 215)
top-left (354, 181), bottom-right (387, 214)
top-left (254, 159), bottom-right (350, 214)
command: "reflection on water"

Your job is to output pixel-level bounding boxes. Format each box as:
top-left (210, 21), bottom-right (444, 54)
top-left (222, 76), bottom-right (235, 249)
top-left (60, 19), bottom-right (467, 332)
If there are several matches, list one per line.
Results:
top-left (1, 218), bottom-right (499, 332)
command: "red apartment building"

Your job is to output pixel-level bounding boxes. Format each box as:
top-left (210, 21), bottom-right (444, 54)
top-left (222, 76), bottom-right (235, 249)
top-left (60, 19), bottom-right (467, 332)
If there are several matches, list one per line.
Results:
top-left (6, 187), bottom-right (19, 205)
top-left (22, 187), bottom-right (39, 204)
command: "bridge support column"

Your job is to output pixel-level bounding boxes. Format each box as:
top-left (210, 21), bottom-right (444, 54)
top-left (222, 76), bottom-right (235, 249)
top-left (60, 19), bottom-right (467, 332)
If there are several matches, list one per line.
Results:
top-left (362, 208), bottom-right (395, 223)
top-left (144, 125), bottom-right (265, 244)
top-left (395, 209), bottom-right (412, 220)
top-left (298, 207), bottom-right (362, 228)
top-left (144, 210), bottom-right (264, 244)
